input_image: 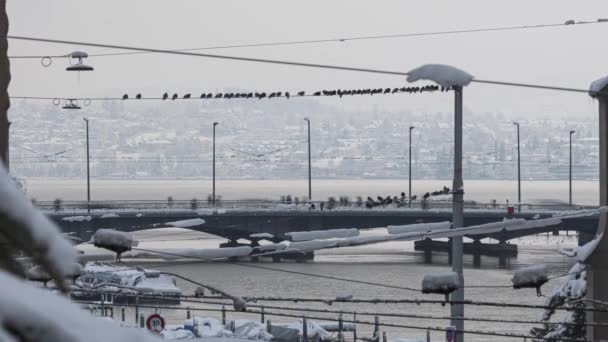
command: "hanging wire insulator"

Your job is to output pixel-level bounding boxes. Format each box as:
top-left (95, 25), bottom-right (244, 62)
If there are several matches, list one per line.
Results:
top-left (41, 56), bottom-right (52, 67)
top-left (52, 98), bottom-right (60, 106)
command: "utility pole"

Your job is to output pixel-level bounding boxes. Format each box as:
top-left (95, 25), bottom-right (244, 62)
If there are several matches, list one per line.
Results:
top-left (569, 130), bottom-right (575, 208)
top-left (304, 118), bottom-right (311, 201)
top-left (0, 0), bottom-right (10, 170)
top-left (513, 122), bottom-right (521, 212)
top-left (409, 126), bottom-right (415, 207)
top-left (212, 122), bottom-right (218, 207)
top-left (83, 118), bottom-right (90, 213)
top-left (451, 86), bottom-right (464, 342)
top-left (587, 83), bottom-right (608, 340)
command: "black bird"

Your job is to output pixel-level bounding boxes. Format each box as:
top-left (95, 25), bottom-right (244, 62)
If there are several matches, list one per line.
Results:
top-left (207, 93), bottom-right (213, 99)
top-left (215, 93), bottom-right (223, 98)
top-left (443, 186), bottom-right (450, 194)
top-left (172, 93), bottom-right (178, 100)
top-left (384, 88), bottom-right (391, 94)
top-left (258, 92), bottom-right (267, 99)
top-left (122, 94), bottom-right (128, 100)
top-left (297, 91), bottom-right (305, 96)
top-left (135, 93), bottom-right (142, 99)
top-left (313, 91), bottom-right (321, 96)
top-left (411, 195), bottom-right (417, 201)
top-left (200, 93), bottom-right (206, 98)
top-left (423, 192), bottom-right (430, 200)
top-left (162, 92), bottom-right (168, 100)
top-left (392, 88), bottom-right (399, 94)
top-left (401, 192), bottom-right (406, 198)
top-left (183, 94), bottom-right (191, 99)
top-left (269, 92), bottom-right (276, 99)
top-left (247, 93), bottom-right (253, 98)
top-left (285, 92), bottom-right (290, 99)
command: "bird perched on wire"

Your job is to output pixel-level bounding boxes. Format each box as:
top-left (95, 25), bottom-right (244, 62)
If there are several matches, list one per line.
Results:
top-left (162, 92), bottom-right (169, 100)
top-left (172, 93), bottom-right (178, 100)
top-left (215, 93), bottom-right (223, 98)
top-left (200, 93), bottom-right (206, 98)
top-left (285, 92), bottom-right (290, 99)
top-left (122, 94), bottom-right (128, 100)
top-left (297, 91), bottom-right (305, 96)
top-left (183, 94), bottom-right (191, 99)
top-left (135, 94), bottom-right (142, 99)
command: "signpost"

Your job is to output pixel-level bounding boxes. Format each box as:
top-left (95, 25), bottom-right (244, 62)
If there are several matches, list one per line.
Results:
top-left (146, 313), bottom-right (165, 333)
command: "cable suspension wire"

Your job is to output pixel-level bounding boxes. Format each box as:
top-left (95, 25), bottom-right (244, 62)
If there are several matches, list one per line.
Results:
top-left (6, 35), bottom-right (601, 94)
top-left (8, 19), bottom-right (605, 59)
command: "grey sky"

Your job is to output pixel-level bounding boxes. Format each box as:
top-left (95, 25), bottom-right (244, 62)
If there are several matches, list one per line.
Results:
top-left (6, 0), bottom-right (608, 115)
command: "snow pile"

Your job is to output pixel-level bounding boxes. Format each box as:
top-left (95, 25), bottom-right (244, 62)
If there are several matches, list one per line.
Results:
top-left (76, 262), bottom-right (181, 294)
top-left (252, 243), bottom-right (287, 252)
top-left (590, 75), bottom-right (608, 96)
top-left (406, 64), bottom-right (474, 87)
top-left (421, 271), bottom-right (459, 294)
top-left (92, 229), bottom-right (138, 252)
top-left (287, 319), bottom-right (331, 339)
top-left (100, 213), bottom-right (120, 218)
top-left (233, 319), bottom-right (273, 340)
top-left (250, 232), bottom-right (275, 239)
top-left (187, 317), bottom-right (232, 338)
top-left (62, 215), bottom-right (92, 222)
top-left (195, 209), bottom-right (227, 215)
top-left (286, 228), bottom-right (359, 242)
top-left (512, 265), bottom-right (548, 289)
top-left (166, 218), bottom-right (205, 228)
top-left (161, 328), bottom-right (195, 340)
top-left (131, 246), bottom-right (252, 261)
top-left (287, 240), bottom-right (338, 252)
top-left (0, 166), bottom-right (77, 283)
top-left (0, 271), bottom-right (162, 341)
top-left (387, 221), bottom-right (451, 235)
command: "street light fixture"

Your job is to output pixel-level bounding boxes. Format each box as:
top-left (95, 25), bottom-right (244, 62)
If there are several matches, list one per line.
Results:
top-left (83, 118), bottom-right (90, 213)
top-left (212, 122), bottom-right (219, 207)
top-left (65, 51), bottom-right (94, 72)
top-left (569, 130), bottom-right (576, 207)
top-left (513, 122), bottom-right (521, 212)
top-left (409, 126), bottom-right (415, 207)
top-left (304, 118), bottom-right (312, 201)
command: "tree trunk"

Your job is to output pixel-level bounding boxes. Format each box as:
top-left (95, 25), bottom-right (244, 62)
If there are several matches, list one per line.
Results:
top-left (0, 0), bottom-right (11, 169)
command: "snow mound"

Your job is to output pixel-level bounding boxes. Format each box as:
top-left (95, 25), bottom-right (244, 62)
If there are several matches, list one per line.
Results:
top-left (0, 271), bottom-right (162, 341)
top-left (62, 215), bottom-right (92, 222)
top-left (577, 235), bottom-right (602, 263)
top-left (512, 265), bottom-right (548, 289)
top-left (406, 64), bottom-right (474, 87)
top-left (286, 228), bottom-right (359, 242)
top-left (100, 213), bottom-right (119, 218)
top-left (387, 221), bottom-right (451, 235)
top-left (590, 75), bottom-right (608, 96)
top-left (166, 218), bottom-right (205, 228)
top-left (76, 262), bottom-right (181, 294)
top-left (421, 271), bottom-right (459, 294)
top-left (287, 319), bottom-right (331, 339)
top-left (287, 240), bottom-right (338, 252)
top-left (131, 246), bottom-right (252, 261)
top-left (92, 229), bottom-right (138, 252)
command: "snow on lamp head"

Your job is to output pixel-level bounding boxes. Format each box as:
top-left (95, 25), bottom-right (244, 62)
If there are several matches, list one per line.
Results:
top-left (406, 64), bottom-right (474, 88)
top-left (589, 75), bottom-right (608, 98)
top-left (65, 50), bottom-right (94, 72)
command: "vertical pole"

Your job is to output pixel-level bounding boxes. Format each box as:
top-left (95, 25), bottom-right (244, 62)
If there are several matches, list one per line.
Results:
top-left (121, 307), bottom-right (125, 322)
top-left (451, 86), bottom-right (465, 342)
top-left (0, 0), bottom-right (10, 170)
top-left (305, 118), bottom-right (312, 201)
top-left (261, 306), bottom-right (265, 324)
top-left (587, 92), bottom-right (608, 340)
top-left (267, 320), bottom-right (272, 334)
top-left (353, 313), bottom-right (357, 342)
top-left (338, 313), bottom-right (344, 342)
top-left (212, 122), bottom-right (218, 207)
top-left (514, 122), bottom-right (521, 212)
top-left (302, 318), bottom-right (308, 342)
top-left (373, 316), bottom-right (380, 342)
top-left (569, 130), bottom-right (575, 207)
top-left (84, 118), bottom-right (90, 213)
top-left (221, 305), bottom-right (226, 325)
top-left (409, 126), bottom-right (414, 207)
top-left (135, 296), bottom-right (139, 324)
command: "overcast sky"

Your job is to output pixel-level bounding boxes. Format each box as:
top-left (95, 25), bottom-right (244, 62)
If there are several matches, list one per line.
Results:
top-left (6, 0), bottom-right (608, 116)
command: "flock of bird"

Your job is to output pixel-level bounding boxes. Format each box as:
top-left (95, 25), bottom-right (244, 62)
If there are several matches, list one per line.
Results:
top-left (120, 85), bottom-right (451, 101)
top-left (365, 186), bottom-right (453, 208)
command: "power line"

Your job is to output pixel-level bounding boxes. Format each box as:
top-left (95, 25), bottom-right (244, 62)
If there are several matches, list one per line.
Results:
top-left (6, 35), bottom-right (601, 94)
top-left (8, 19), bottom-right (605, 59)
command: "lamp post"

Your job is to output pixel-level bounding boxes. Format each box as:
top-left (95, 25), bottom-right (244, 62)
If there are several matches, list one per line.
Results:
top-left (83, 118), bottom-right (90, 213)
top-left (304, 118), bottom-right (311, 201)
top-left (212, 122), bottom-right (218, 207)
top-left (409, 126), bottom-right (415, 207)
top-left (513, 122), bottom-right (521, 212)
top-left (569, 130), bottom-right (576, 207)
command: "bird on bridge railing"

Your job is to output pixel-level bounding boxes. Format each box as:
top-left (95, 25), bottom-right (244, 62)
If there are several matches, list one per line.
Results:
top-left (122, 94), bottom-right (128, 100)
top-left (135, 93), bottom-right (142, 99)
top-left (172, 93), bottom-right (178, 100)
top-left (162, 92), bottom-right (169, 100)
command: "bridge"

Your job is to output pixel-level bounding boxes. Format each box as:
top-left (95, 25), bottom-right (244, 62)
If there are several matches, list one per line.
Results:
top-left (44, 200), bottom-right (600, 249)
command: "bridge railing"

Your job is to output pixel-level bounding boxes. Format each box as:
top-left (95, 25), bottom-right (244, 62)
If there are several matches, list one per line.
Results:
top-left (35, 198), bottom-right (597, 214)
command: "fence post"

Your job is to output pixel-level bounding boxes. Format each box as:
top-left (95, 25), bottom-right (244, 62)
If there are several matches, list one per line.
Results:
top-left (267, 320), bottom-right (272, 334)
top-left (426, 329), bottom-right (430, 342)
top-left (139, 314), bottom-right (145, 328)
top-left (100, 295), bottom-right (105, 317)
top-left (121, 307), bottom-right (125, 322)
top-left (382, 331), bottom-right (387, 342)
top-left (222, 305), bottom-right (226, 325)
top-left (135, 296), bottom-right (139, 324)
top-left (302, 318), bottom-right (308, 342)
top-left (261, 306), bottom-right (265, 323)
top-left (187, 307), bottom-right (191, 319)
top-left (230, 320), bottom-right (236, 333)
top-left (353, 313), bottom-right (357, 342)
top-left (373, 316), bottom-right (380, 342)
top-left (338, 313), bottom-right (344, 342)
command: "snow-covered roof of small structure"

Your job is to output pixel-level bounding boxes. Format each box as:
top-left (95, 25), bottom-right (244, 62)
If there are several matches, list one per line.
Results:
top-left (590, 75), bottom-right (608, 97)
top-left (76, 262), bottom-right (181, 293)
top-left (406, 64), bottom-right (474, 87)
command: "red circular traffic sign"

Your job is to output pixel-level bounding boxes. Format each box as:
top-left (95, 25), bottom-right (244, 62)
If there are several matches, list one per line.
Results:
top-left (146, 313), bottom-right (165, 333)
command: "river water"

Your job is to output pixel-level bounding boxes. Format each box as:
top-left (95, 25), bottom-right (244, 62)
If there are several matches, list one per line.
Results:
top-left (26, 178), bottom-right (600, 205)
top-left (78, 229), bottom-right (581, 342)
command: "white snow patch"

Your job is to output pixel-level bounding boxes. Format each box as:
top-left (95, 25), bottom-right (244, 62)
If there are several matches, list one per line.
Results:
top-left (286, 320), bottom-right (331, 339)
top-left (92, 229), bottom-right (138, 250)
top-left (421, 271), bottom-right (459, 293)
top-left (387, 221), bottom-right (451, 235)
top-left (62, 215), bottom-right (92, 222)
top-left (130, 246), bottom-right (252, 261)
top-left (590, 75), bottom-right (608, 95)
top-left (286, 228), bottom-right (359, 242)
top-left (100, 213), bottom-right (120, 219)
top-left (406, 64), bottom-right (474, 87)
top-left (250, 233), bottom-right (274, 239)
top-left (136, 213), bottom-right (143, 217)
top-left (253, 243), bottom-right (287, 252)
top-left (76, 262), bottom-right (181, 294)
top-left (512, 265), bottom-right (548, 288)
top-left (166, 218), bottom-right (205, 228)
top-left (287, 240), bottom-right (338, 252)
top-left (394, 338), bottom-right (424, 342)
